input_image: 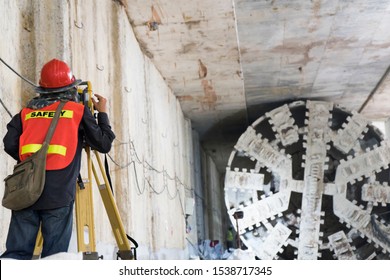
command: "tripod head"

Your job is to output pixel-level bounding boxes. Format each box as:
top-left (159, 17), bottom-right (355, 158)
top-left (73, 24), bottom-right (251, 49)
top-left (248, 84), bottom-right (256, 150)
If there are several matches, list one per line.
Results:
top-left (77, 81), bottom-right (94, 114)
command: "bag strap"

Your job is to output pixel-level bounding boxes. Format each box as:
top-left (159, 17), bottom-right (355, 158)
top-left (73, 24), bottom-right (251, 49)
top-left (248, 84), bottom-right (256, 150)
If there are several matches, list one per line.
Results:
top-left (41, 101), bottom-right (67, 150)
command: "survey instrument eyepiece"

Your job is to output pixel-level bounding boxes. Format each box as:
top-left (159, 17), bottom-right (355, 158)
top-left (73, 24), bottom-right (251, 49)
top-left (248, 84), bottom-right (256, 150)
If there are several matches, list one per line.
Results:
top-left (77, 81), bottom-right (94, 113)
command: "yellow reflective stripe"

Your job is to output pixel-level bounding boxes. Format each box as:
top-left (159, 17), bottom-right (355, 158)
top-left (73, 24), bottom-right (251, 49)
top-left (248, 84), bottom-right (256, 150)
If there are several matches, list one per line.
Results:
top-left (47, 145), bottom-right (67, 156)
top-left (21, 144), bottom-right (67, 156)
top-left (21, 144), bottom-right (41, 155)
top-left (25, 110), bottom-right (74, 120)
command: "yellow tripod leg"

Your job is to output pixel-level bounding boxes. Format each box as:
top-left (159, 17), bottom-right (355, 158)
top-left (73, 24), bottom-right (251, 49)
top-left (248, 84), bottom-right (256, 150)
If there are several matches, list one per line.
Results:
top-left (75, 146), bottom-right (98, 259)
top-left (32, 226), bottom-right (43, 259)
top-left (91, 150), bottom-right (133, 259)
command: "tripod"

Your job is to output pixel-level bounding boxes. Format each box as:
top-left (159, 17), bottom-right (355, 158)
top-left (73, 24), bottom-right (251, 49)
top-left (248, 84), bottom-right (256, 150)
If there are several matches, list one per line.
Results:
top-left (32, 82), bottom-right (135, 260)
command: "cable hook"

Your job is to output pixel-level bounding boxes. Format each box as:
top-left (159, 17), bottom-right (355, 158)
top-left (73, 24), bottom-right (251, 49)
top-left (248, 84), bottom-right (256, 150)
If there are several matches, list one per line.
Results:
top-left (74, 20), bottom-right (84, 29)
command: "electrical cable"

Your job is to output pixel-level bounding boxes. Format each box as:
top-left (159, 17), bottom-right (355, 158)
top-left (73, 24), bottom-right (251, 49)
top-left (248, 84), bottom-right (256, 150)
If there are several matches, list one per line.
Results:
top-left (0, 57), bottom-right (37, 88)
top-left (0, 97), bottom-right (12, 118)
top-left (107, 137), bottom-right (193, 215)
top-left (132, 162), bottom-right (146, 195)
top-left (109, 138), bottom-right (193, 192)
top-left (0, 57), bottom-right (40, 118)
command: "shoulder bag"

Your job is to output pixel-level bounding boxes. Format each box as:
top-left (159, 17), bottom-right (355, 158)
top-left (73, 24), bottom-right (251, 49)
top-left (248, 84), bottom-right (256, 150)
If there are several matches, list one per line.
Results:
top-left (2, 101), bottom-right (67, 210)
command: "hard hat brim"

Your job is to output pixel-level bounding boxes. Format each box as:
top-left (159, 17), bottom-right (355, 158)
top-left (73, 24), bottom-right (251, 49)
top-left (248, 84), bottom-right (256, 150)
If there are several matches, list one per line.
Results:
top-left (35, 79), bottom-right (83, 94)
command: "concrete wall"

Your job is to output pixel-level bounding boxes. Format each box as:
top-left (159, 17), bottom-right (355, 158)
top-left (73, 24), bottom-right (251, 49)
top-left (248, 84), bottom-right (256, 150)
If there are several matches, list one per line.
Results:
top-left (191, 133), bottom-right (228, 257)
top-left (0, 0), bottom-right (197, 259)
top-left (204, 154), bottom-right (225, 242)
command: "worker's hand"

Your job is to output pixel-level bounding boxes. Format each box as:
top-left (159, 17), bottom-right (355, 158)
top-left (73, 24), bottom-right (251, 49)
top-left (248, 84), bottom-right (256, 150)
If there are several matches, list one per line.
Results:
top-left (92, 93), bottom-right (107, 113)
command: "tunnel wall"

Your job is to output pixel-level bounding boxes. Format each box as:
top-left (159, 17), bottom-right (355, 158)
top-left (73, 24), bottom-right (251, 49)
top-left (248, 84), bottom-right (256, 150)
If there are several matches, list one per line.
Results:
top-left (0, 0), bottom-right (197, 259)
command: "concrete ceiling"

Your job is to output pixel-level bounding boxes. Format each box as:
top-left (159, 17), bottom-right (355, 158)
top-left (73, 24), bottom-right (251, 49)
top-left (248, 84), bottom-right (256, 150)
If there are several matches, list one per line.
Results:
top-left (123, 0), bottom-right (390, 171)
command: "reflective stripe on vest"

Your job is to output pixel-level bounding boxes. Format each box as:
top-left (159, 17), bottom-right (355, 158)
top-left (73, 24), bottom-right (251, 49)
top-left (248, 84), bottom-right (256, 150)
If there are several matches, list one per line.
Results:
top-left (21, 144), bottom-right (67, 156)
top-left (19, 101), bottom-right (84, 170)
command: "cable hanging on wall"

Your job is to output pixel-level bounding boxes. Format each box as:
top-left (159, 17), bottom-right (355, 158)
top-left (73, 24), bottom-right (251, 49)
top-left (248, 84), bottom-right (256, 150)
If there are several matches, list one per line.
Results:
top-left (0, 97), bottom-right (12, 118)
top-left (107, 138), bottom-right (193, 204)
top-left (0, 57), bottom-right (37, 118)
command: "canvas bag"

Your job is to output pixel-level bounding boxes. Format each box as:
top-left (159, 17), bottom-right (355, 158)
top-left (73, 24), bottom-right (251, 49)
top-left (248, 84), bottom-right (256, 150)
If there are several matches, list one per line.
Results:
top-left (2, 101), bottom-right (66, 210)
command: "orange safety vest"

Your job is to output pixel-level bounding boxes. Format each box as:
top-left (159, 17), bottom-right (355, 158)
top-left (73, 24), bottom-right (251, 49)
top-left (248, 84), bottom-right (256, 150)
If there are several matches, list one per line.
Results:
top-left (19, 101), bottom-right (84, 170)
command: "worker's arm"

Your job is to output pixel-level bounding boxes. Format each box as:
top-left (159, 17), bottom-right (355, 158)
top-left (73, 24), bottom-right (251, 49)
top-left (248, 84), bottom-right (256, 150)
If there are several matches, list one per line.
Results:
top-left (3, 113), bottom-right (22, 161)
top-left (81, 99), bottom-right (115, 153)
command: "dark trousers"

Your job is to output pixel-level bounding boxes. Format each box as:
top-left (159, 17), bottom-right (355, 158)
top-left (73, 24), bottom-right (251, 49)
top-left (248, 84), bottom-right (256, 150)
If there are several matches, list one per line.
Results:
top-left (0, 202), bottom-right (73, 260)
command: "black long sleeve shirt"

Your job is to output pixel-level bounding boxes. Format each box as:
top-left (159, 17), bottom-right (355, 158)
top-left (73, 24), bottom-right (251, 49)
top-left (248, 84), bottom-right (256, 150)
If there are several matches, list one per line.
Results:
top-left (3, 104), bottom-right (115, 210)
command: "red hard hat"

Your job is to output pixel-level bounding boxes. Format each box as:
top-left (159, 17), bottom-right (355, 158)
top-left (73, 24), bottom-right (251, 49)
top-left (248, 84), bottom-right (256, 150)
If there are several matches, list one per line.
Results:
top-left (37, 59), bottom-right (82, 93)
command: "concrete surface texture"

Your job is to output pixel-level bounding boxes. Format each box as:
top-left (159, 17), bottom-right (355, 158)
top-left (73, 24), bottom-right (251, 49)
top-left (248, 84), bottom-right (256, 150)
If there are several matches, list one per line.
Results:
top-left (124, 0), bottom-right (390, 175)
top-left (0, 0), bottom-right (213, 259)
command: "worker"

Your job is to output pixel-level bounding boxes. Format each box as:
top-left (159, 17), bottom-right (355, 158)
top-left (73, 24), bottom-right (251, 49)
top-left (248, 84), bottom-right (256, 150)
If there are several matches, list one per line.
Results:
top-left (1, 58), bottom-right (115, 259)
